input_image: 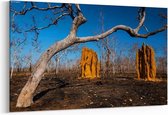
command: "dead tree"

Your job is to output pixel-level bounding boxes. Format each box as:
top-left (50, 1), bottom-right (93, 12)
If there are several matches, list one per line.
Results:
top-left (97, 12), bottom-right (116, 77)
top-left (10, 36), bottom-right (26, 78)
top-left (53, 52), bottom-right (66, 75)
top-left (128, 43), bottom-right (139, 73)
top-left (23, 50), bottom-right (32, 72)
top-left (11, 3), bottom-right (167, 107)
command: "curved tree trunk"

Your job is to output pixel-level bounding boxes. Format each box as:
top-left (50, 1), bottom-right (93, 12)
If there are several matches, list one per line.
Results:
top-left (16, 7), bottom-right (87, 107)
top-left (16, 6), bottom-right (167, 107)
top-left (16, 37), bottom-right (77, 107)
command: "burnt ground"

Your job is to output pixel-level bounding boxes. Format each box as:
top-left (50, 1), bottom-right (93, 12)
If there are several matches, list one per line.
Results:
top-left (10, 73), bottom-right (167, 112)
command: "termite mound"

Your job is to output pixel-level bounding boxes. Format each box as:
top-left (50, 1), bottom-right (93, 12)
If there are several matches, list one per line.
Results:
top-left (136, 43), bottom-right (156, 81)
top-left (80, 47), bottom-right (100, 79)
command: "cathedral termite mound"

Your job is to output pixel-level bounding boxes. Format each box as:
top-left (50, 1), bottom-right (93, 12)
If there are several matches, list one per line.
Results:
top-left (136, 43), bottom-right (156, 81)
top-left (80, 47), bottom-right (100, 79)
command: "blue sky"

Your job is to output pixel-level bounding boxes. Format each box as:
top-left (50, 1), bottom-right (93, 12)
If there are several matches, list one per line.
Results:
top-left (10, 1), bottom-right (167, 65)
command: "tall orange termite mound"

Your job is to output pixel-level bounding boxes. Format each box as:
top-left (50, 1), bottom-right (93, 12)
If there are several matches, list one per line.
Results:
top-left (136, 43), bottom-right (156, 81)
top-left (80, 47), bottom-right (100, 79)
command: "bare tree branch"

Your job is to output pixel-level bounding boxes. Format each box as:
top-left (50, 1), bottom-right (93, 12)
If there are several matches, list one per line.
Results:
top-left (11, 2), bottom-right (68, 33)
top-left (159, 13), bottom-right (168, 19)
top-left (25, 13), bottom-right (69, 32)
top-left (75, 4), bottom-right (82, 13)
top-left (76, 24), bottom-right (167, 43)
top-left (134, 7), bottom-right (145, 33)
top-left (11, 2), bottom-right (65, 16)
top-left (65, 4), bottom-right (75, 19)
top-left (143, 25), bottom-right (149, 32)
top-left (14, 3), bottom-right (167, 108)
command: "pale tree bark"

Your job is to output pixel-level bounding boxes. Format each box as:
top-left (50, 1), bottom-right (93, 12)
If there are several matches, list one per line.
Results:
top-left (16, 4), bottom-right (87, 107)
top-left (10, 59), bottom-right (14, 79)
top-left (10, 51), bottom-right (16, 79)
top-left (14, 5), bottom-right (167, 107)
top-left (10, 36), bottom-right (26, 79)
top-left (53, 50), bottom-right (67, 75)
top-left (55, 57), bottom-right (59, 75)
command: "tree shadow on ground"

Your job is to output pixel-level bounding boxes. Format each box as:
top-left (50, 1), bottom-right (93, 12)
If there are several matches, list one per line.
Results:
top-left (33, 79), bottom-right (69, 102)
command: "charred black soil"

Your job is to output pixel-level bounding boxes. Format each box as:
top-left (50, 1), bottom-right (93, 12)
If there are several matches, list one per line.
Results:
top-left (10, 73), bottom-right (167, 112)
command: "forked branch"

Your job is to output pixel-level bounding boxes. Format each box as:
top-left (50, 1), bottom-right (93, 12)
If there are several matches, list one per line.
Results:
top-left (75, 7), bottom-right (167, 43)
top-left (14, 4), bottom-right (167, 108)
top-left (76, 24), bottom-right (167, 43)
